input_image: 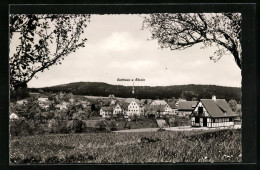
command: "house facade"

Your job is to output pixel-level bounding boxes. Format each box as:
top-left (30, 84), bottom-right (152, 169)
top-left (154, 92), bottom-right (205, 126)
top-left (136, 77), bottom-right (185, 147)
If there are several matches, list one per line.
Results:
top-left (127, 100), bottom-right (142, 116)
top-left (150, 104), bottom-right (173, 116)
top-left (150, 100), bottom-right (173, 115)
top-left (111, 103), bottom-right (123, 115)
top-left (190, 96), bottom-right (237, 128)
top-left (100, 107), bottom-right (113, 118)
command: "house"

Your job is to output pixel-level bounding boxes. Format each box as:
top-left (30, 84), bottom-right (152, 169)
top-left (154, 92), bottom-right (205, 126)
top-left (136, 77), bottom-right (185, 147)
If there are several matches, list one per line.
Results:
top-left (190, 96), bottom-right (237, 128)
top-left (100, 107), bottom-right (113, 118)
top-left (110, 99), bottom-right (116, 105)
top-left (55, 102), bottom-right (69, 110)
top-left (149, 104), bottom-right (173, 116)
top-left (125, 98), bottom-right (140, 104)
top-left (125, 98), bottom-right (143, 116)
top-left (151, 100), bottom-right (167, 106)
top-left (38, 100), bottom-right (52, 109)
top-left (140, 99), bottom-right (153, 105)
top-left (178, 101), bottom-right (198, 117)
top-left (109, 103), bottom-right (123, 115)
top-left (168, 101), bottom-right (178, 115)
top-left (10, 113), bottom-right (19, 120)
top-left (16, 99), bottom-right (28, 105)
top-left (38, 97), bottom-right (49, 103)
top-left (108, 94), bottom-right (115, 98)
top-left (69, 98), bottom-right (75, 103)
top-left (29, 92), bottom-right (40, 98)
top-left (150, 100), bottom-right (173, 115)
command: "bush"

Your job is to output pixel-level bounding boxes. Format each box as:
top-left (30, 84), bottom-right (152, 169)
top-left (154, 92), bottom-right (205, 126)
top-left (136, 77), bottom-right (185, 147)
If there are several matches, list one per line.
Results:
top-left (96, 120), bottom-right (107, 131)
top-left (109, 119), bottom-right (118, 131)
top-left (72, 119), bottom-right (84, 133)
top-left (49, 119), bottom-right (68, 133)
top-left (10, 119), bottom-right (35, 136)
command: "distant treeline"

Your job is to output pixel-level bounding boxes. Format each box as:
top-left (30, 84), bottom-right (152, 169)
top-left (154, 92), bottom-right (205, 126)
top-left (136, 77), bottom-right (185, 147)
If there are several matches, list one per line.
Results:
top-left (29, 82), bottom-right (241, 103)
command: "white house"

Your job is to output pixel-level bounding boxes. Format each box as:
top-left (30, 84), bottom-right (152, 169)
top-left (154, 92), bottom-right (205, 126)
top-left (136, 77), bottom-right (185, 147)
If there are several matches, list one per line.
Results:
top-left (111, 103), bottom-right (123, 115)
top-left (38, 97), bottom-right (49, 103)
top-left (151, 100), bottom-right (167, 106)
top-left (100, 107), bottom-right (113, 118)
top-left (127, 99), bottom-right (143, 116)
top-left (150, 100), bottom-right (173, 115)
top-left (190, 96), bottom-right (237, 128)
top-left (55, 102), bottom-right (69, 110)
top-left (16, 99), bottom-right (28, 105)
top-left (10, 113), bottom-right (19, 120)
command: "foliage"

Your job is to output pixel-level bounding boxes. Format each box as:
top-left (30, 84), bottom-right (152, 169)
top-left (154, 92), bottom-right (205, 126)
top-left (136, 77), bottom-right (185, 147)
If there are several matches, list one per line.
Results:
top-left (48, 119), bottom-right (68, 134)
top-left (71, 119), bottom-right (85, 133)
top-left (109, 119), bottom-right (118, 131)
top-left (228, 99), bottom-right (238, 112)
top-left (9, 14), bottom-right (90, 89)
top-left (181, 91), bottom-right (199, 101)
top-left (96, 120), bottom-right (108, 131)
top-left (10, 85), bottom-right (29, 100)
top-left (30, 82), bottom-right (242, 103)
top-left (236, 107), bottom-right (242, 119)
top-left (163, 116), bottom-right (175, 127)
top-left (10, 119), bottom-right (35, 136)
top-left (10, 129), bottom-right (242, 163)
top-left (143, 13), bottom-right (242, 69)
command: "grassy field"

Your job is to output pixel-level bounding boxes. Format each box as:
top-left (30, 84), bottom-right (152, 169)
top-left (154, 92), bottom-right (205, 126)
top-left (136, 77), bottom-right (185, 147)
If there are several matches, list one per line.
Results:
top-left (10, 129), bottom-right (241, 164)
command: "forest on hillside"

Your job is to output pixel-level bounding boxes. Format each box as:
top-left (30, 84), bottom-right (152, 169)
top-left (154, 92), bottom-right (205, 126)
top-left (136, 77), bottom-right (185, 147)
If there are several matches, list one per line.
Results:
top-left (29, 82), bottom-right (241, 103)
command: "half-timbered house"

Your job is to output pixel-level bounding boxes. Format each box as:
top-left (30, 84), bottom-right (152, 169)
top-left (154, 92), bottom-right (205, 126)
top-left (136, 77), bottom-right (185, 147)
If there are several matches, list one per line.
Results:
top-left (190, 96), bottom-right (237, 127)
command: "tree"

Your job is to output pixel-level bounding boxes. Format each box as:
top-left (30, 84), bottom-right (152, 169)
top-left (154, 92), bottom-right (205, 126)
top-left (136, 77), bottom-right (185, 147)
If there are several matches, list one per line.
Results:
top-left (143, 13), bottom-right (242, 69)
top-left (181, 91), bottom-right (199, 101)
top-left (9, 14), bottom-right (90, 90)
top-left (228, 99), bottom-right (237, 112)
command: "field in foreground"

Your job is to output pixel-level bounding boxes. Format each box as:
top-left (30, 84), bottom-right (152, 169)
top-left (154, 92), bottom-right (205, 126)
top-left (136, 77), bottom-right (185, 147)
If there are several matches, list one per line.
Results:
top-left (10, 129), bottom-right (241, 164)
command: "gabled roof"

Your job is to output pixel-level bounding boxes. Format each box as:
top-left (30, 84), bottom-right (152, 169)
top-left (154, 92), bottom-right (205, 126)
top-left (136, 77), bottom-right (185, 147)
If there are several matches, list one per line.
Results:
top-left (178, 101), bottom-right (198, 110)
top-left (200, 99), bottom-right (237, 118)
top-left (101, 107), bottom-right (113, 112)
top-left (150, 105), bottom-right (166, 112)
top-left (125, 98), bottom-right (140, 104)
top-left (168, 101), bottom-right (178, 109)
top-left (151, 100), bottom-right (167, 105)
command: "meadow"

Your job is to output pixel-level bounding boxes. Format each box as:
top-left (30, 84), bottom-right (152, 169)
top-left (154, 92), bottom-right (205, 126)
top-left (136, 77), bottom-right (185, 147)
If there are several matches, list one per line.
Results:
top-left (10, 129), bottom-right (241, 164)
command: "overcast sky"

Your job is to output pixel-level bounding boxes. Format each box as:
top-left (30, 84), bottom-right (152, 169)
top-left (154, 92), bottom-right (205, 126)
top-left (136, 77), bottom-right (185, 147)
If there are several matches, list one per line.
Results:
top-left (21, 14), bottom-right (241, 88)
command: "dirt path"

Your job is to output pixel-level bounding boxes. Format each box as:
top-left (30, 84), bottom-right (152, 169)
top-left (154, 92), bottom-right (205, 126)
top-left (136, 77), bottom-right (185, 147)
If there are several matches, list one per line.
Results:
top-left (114, 125), bottom-right (241, 133)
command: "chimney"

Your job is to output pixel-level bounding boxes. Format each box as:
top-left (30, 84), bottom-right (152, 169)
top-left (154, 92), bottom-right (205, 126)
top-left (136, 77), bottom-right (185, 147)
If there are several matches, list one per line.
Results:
top-left (212, 95), bottom-right (216, 101)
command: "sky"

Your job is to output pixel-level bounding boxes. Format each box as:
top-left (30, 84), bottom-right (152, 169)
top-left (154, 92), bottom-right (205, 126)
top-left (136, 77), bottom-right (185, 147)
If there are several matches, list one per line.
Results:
top-left (12, 14), bottom-right (242, 88)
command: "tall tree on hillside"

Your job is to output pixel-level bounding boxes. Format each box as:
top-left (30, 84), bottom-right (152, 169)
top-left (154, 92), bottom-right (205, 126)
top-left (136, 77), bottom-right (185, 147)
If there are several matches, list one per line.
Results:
top-left (9, 14), bottom-right (90, 90)
top-left (228, 99), bottom-right (238, 112)
top-left (143, 13), bottom-right (242, 69)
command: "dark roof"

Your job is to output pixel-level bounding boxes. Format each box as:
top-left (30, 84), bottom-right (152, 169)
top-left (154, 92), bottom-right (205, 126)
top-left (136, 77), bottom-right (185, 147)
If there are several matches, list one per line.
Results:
top-left (125, 98), bottom-right (140, 104)
top-left (178, 101), bottom-right (198, 110)
top-left (168, 101), bottom-right (177, 109)
top-left (101, 107), bottom-right (113, 112)
top-left (200, 99), bottom-right (237, 118)
top-left (150, 105), bottom-right (165, 112)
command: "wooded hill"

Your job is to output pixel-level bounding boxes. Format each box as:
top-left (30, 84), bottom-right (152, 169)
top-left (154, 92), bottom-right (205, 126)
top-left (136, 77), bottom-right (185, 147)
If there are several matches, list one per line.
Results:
top-left (29, 82), bottom-right (241, 103)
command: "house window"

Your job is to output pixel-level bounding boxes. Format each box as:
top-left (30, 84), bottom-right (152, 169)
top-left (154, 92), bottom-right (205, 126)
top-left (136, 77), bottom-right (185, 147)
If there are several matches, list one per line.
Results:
top-left (198, 107), bottom-right (203, 114)
top-left (195, 117), bottom-right (199, 123)
top-left (212, 119), bottom-right (215, 123)
top-left (229, 118), bottom-right (233, 122)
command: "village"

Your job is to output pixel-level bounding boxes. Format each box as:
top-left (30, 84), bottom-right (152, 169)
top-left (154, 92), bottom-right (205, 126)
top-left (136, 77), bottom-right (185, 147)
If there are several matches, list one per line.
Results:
top-left (10, 89), bottom-right (241, 132)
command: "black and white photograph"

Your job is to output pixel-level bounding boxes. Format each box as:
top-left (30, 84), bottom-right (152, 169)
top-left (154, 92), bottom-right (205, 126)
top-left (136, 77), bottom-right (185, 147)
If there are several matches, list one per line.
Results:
top-left (9, 8), bottom-right (245, 164)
